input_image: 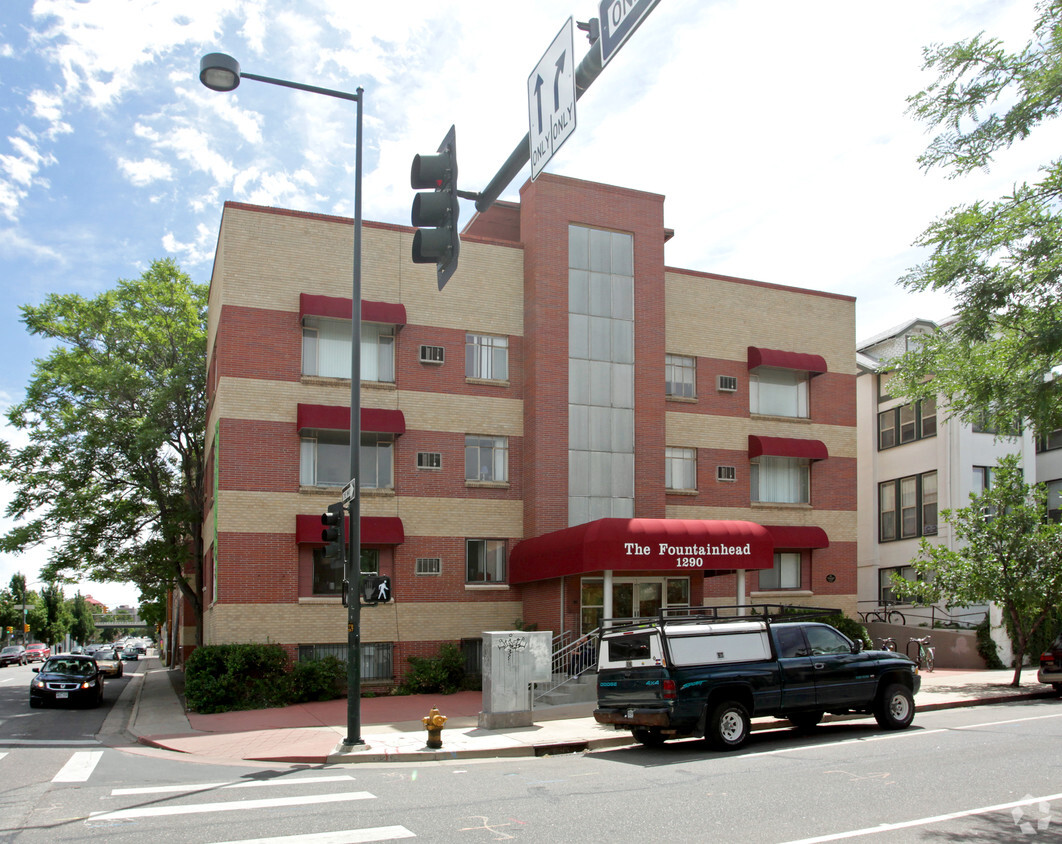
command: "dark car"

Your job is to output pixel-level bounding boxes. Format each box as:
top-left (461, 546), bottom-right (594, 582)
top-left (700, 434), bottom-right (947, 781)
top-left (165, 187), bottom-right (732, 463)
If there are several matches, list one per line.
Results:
top-left (119, 647), bottom-right (139, 661)
top-left (1038, 632), bottom-right (1062, 692)
top-left (30, 654), bottom-right (104, 708)
top-left (0, 646), bottom-right (27, 667)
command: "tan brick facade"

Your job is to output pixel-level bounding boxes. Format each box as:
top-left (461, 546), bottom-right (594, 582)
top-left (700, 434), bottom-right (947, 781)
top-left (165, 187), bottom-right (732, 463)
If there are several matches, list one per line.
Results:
top-left (194, 176), bottom-right (858, 681)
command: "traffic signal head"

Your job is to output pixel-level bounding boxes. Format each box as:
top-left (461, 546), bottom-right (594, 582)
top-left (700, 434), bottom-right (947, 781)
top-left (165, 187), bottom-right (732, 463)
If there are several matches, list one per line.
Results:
top-left (411, 124), bottom-right (460, 290)
top-left (321, 502), bottom-right (346, 562)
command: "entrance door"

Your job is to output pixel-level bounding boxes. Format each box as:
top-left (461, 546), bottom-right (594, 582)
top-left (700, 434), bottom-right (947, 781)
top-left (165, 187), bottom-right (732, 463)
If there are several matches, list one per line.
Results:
top-left (612, 580), bottom-right (663, 620)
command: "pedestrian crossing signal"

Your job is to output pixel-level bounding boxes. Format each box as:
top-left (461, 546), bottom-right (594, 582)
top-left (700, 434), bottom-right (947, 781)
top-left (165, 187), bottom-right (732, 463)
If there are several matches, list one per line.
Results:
top-left (361, 575), bottom-right (392, 604)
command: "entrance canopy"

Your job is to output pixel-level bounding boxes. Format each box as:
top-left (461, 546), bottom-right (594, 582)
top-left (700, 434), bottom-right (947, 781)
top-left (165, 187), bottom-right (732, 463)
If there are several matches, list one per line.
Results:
top-left (509, 518), bottom-right (773, 584)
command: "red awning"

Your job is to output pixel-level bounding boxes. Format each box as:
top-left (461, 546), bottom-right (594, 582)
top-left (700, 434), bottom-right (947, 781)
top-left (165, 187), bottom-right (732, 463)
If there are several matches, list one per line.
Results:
top-left (509, 518), bottom-right (774, 584)
top-left (765, 525), bottom-right (830, 549)
top-left (748, 346), bottom-right (827, 375)
top-left (295, 514), bottom-right (405, 545)
top-left (297, 403), bottom-right (406, 434)
top-left (300, 293), bottom-right (407, 326)
top-left (748, 435), bottom-right (828, 461)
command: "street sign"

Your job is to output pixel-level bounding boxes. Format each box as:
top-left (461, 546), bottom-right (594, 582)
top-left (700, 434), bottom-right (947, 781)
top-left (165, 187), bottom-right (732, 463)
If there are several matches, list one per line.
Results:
top-left (342, 479), bottom-right (356, 503)
top-left (528, 17), bottom-right (577, 181)
top-left (598, 0), bottom-right (661, 67)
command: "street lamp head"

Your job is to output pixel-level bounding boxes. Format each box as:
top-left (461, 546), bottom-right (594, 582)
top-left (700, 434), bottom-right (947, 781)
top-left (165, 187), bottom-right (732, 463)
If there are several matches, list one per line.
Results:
top-left (200, 53), bottom-right (242, 92)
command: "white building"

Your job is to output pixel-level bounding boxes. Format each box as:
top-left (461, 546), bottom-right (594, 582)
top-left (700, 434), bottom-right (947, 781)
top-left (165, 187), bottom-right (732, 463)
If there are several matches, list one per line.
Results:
top-left (856, 318), bottom-right (1037, 653)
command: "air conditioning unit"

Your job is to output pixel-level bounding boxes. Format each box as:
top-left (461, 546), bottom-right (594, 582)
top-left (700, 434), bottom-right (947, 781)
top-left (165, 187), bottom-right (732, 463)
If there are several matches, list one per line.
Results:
top-left (923, 524), bottom-right (938, 535)
top-left (417, 452), bottom-right (442, 469)
top-left (717, 465), bottom-right (737, 482)
top-left (717, 375), bottom-right (738, 392)
top-left (419, 345), bottom-right (444, 364)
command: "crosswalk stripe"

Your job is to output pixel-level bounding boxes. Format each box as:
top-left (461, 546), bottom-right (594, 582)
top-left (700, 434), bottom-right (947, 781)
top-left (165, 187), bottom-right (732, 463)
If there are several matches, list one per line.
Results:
top-left (89, 790), bottom-right (375, 821)
top-left (211, 827), bottom-right (416, 844)
top-left (112, 775), bottom-right (357, 796)
top-left (53, 750), bottom-right (103, 782)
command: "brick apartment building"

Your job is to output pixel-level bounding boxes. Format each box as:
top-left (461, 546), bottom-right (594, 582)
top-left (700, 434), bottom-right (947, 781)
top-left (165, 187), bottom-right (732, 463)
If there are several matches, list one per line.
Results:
top-left (192, 173), bottom-right (858, 682)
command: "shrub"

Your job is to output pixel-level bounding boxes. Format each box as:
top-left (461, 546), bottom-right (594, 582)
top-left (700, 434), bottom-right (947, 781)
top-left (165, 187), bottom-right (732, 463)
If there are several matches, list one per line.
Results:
top-left (289, 655), bottom-right (346, 703)
top-left (400, 643), bottom-right (467, 695)
top-left (184, 643), bottom-right (291, 713)
top-left (976, 617), bottom-right (1005, 669)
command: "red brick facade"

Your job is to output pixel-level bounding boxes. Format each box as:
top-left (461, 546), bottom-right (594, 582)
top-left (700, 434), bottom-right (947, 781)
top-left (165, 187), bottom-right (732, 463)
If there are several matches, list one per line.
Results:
top-left (197, 174), bottom-right (858, 682)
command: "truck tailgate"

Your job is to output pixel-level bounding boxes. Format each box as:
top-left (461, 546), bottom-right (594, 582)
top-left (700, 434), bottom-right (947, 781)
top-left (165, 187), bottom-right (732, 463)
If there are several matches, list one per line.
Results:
top-left (597, 666), bottom-right (670, 708)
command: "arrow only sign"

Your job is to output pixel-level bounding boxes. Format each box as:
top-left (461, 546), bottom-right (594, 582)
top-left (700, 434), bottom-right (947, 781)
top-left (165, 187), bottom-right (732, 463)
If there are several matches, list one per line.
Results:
top-left (528, 17), bottom-right (577, 181)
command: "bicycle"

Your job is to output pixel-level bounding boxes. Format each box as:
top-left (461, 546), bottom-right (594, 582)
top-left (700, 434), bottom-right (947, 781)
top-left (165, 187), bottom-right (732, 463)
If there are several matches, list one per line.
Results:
top-left (858, 603), bottom-right (907, 625)
top-left (907, 636), bottom-right (935, 672)
top-left (876, 637), bottom-right (897, 652)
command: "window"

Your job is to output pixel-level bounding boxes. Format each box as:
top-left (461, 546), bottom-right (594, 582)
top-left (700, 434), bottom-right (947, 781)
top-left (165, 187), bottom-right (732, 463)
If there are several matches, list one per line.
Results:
top-left (359, 548), bottom-right (379, 576)
top-left (466, 334), bottom-right (508, 381)
top-left (416, 557), bottom-right (442, 575)
top-left (1046, 479), bottom-right (1062, 522)
top-left (804, 625), bottom-right (852, 655)
top-left (665, 447), bottom-right (696, 491)
top-left (880, 565), bottom-right (917, 605)
top-left (465, 435), bottom-right (508, 482)
top-left (300, 642), bottom-right (393, 681)
top-left (972, 465), bottom-right (992, 495)
top-left (302, 318), bottom-right (395, 382)
top-left (879, 471), bottom-right (937, 541)
top-left (760, 552), bottom-right (801, 589)
top-left (300, 431), bottom-right (393, 489)
top-left (751, 456), bottom-right (809, 504)
top-left (877, 370), bottom-right (895, 401)
top-left (878, 400), bottom-right (937, 450)
top-left (361, 433), bottom-right (394, 489)
top-left (878, 409), bottom-right (896, 449)
top-left (1037, 429), bottom-right (1062, 453)
top-left (467, 539), bottom-right (505, 583)
top-left (665, 354), bottom-right (696, 398)
top-left (750, 368), bottom-right (809, 418)
top-left (300, 430), bottom-right (349, 487)
top-left (312, 548), bottom-right (344, 595)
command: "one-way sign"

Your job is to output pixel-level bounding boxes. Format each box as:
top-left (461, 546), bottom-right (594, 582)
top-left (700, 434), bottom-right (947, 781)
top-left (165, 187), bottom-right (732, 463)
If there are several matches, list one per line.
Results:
top-left (528, 17), bottom-right (577, 181)
top-left (598, 0), bottom-right (661, 66)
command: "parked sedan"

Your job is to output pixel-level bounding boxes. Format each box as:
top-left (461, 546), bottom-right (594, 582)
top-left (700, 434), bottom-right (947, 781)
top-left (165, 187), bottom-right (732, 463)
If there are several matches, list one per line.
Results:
top-left (92, 648), bottom-right (124, 678)
top-left (24, 644), bottom-right (50, 663)
top-left (0, 645), bottom-right (26, 667)
top-left (1038, 632), bottom-right (1062, 692)
top-left (30, 654), bottom-right (104, 708)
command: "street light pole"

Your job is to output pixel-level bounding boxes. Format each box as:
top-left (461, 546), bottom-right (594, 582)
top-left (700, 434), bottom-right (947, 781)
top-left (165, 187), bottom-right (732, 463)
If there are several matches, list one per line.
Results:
top-left (200, 53), bottom-right (367, 749)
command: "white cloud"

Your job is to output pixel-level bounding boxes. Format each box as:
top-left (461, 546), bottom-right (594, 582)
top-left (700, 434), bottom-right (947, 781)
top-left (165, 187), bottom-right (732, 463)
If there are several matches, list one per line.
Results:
top-left (117, 157), bottom-right (174, 186)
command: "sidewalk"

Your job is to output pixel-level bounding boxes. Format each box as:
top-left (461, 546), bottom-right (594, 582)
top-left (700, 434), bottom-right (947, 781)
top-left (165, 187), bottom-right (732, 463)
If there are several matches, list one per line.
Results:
top-left (118, 658), bottom-right (1058, 765)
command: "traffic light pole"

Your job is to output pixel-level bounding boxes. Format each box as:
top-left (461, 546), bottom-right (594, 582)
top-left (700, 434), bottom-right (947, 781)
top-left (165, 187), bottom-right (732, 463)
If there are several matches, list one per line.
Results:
top-left (344, 84), bottom-right (366, 751)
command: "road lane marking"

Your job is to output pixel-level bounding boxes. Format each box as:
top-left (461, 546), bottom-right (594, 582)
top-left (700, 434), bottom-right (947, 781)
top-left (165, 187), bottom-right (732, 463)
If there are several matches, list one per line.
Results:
top-left (89, 790), bottom-right (375, 821)
top-left (111, 775), bottom-right (357, 795)
top-left (212, 828), bottom-right (416, 843)
top-left (776, 790), bottom-right (1062, 843)
top-left (53, 750), bottom-right (103, 782)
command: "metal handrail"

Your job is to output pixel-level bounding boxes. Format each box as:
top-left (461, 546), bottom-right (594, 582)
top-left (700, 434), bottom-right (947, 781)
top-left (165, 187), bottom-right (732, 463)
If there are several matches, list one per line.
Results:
top-left (532, 628), bottom-right (600, 704)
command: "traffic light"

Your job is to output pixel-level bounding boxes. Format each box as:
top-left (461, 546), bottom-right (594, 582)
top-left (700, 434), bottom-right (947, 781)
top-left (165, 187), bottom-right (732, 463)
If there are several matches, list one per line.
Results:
top-left (362, 575), bottom-right (392, 604)
top-left (411, 124), bottom-right (460, 290)
top-left (321, 502), bottom-right (347, 563)
top-left (23, 624), bottom-right (29, 633)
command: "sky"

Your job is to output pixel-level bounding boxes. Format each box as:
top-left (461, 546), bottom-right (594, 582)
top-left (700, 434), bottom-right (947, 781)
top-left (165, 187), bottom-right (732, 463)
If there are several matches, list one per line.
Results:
top-left (0, 0), bottom-right (1057, 609)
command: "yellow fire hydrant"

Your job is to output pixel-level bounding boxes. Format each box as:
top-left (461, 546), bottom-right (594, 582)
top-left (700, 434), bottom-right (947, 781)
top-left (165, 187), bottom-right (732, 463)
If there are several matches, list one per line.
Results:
top-left (423, 706), bottom-right (447, 749)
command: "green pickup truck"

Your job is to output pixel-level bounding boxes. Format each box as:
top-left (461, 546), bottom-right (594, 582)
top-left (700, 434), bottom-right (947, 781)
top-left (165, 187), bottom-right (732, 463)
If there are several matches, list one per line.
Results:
top-left (594, 605), bottom-right (921, 750)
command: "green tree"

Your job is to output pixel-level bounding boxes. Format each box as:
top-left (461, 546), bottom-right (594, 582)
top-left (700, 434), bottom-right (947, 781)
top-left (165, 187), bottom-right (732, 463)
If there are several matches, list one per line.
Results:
top-left (889, 2), bottom-right (1062, 436)
top-left (0, 259), bottom-right (209, 646)
top-left (39, 582), bottom-right (71, 648)
top-left (68, 592), bottom-right (96, 646)
top-left (893, 456), bottom-right (1062, 685)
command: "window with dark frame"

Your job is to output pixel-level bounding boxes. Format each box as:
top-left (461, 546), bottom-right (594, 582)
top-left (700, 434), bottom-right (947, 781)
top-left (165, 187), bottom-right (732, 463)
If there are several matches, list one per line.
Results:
top-left (878, 471), bottom-right (938, 542)
top-left (878, 399), bottom-right (937, 450)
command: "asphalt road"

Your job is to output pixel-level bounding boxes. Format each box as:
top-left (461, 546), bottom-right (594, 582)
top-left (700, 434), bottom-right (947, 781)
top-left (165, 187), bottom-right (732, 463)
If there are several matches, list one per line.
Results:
top-left (0, 690), bottom-right (1060, 842)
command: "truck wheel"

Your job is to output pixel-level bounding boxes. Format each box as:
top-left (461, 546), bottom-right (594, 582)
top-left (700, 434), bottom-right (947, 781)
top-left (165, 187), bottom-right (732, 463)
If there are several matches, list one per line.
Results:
top-left (632, 728), bottom-right (666, 747)
top-left (706, 701), bottom-right (751, 751)
top-left (874, 683), bottom-right (915, 730)
top-left (787, 711), bottom-right (824, 731)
